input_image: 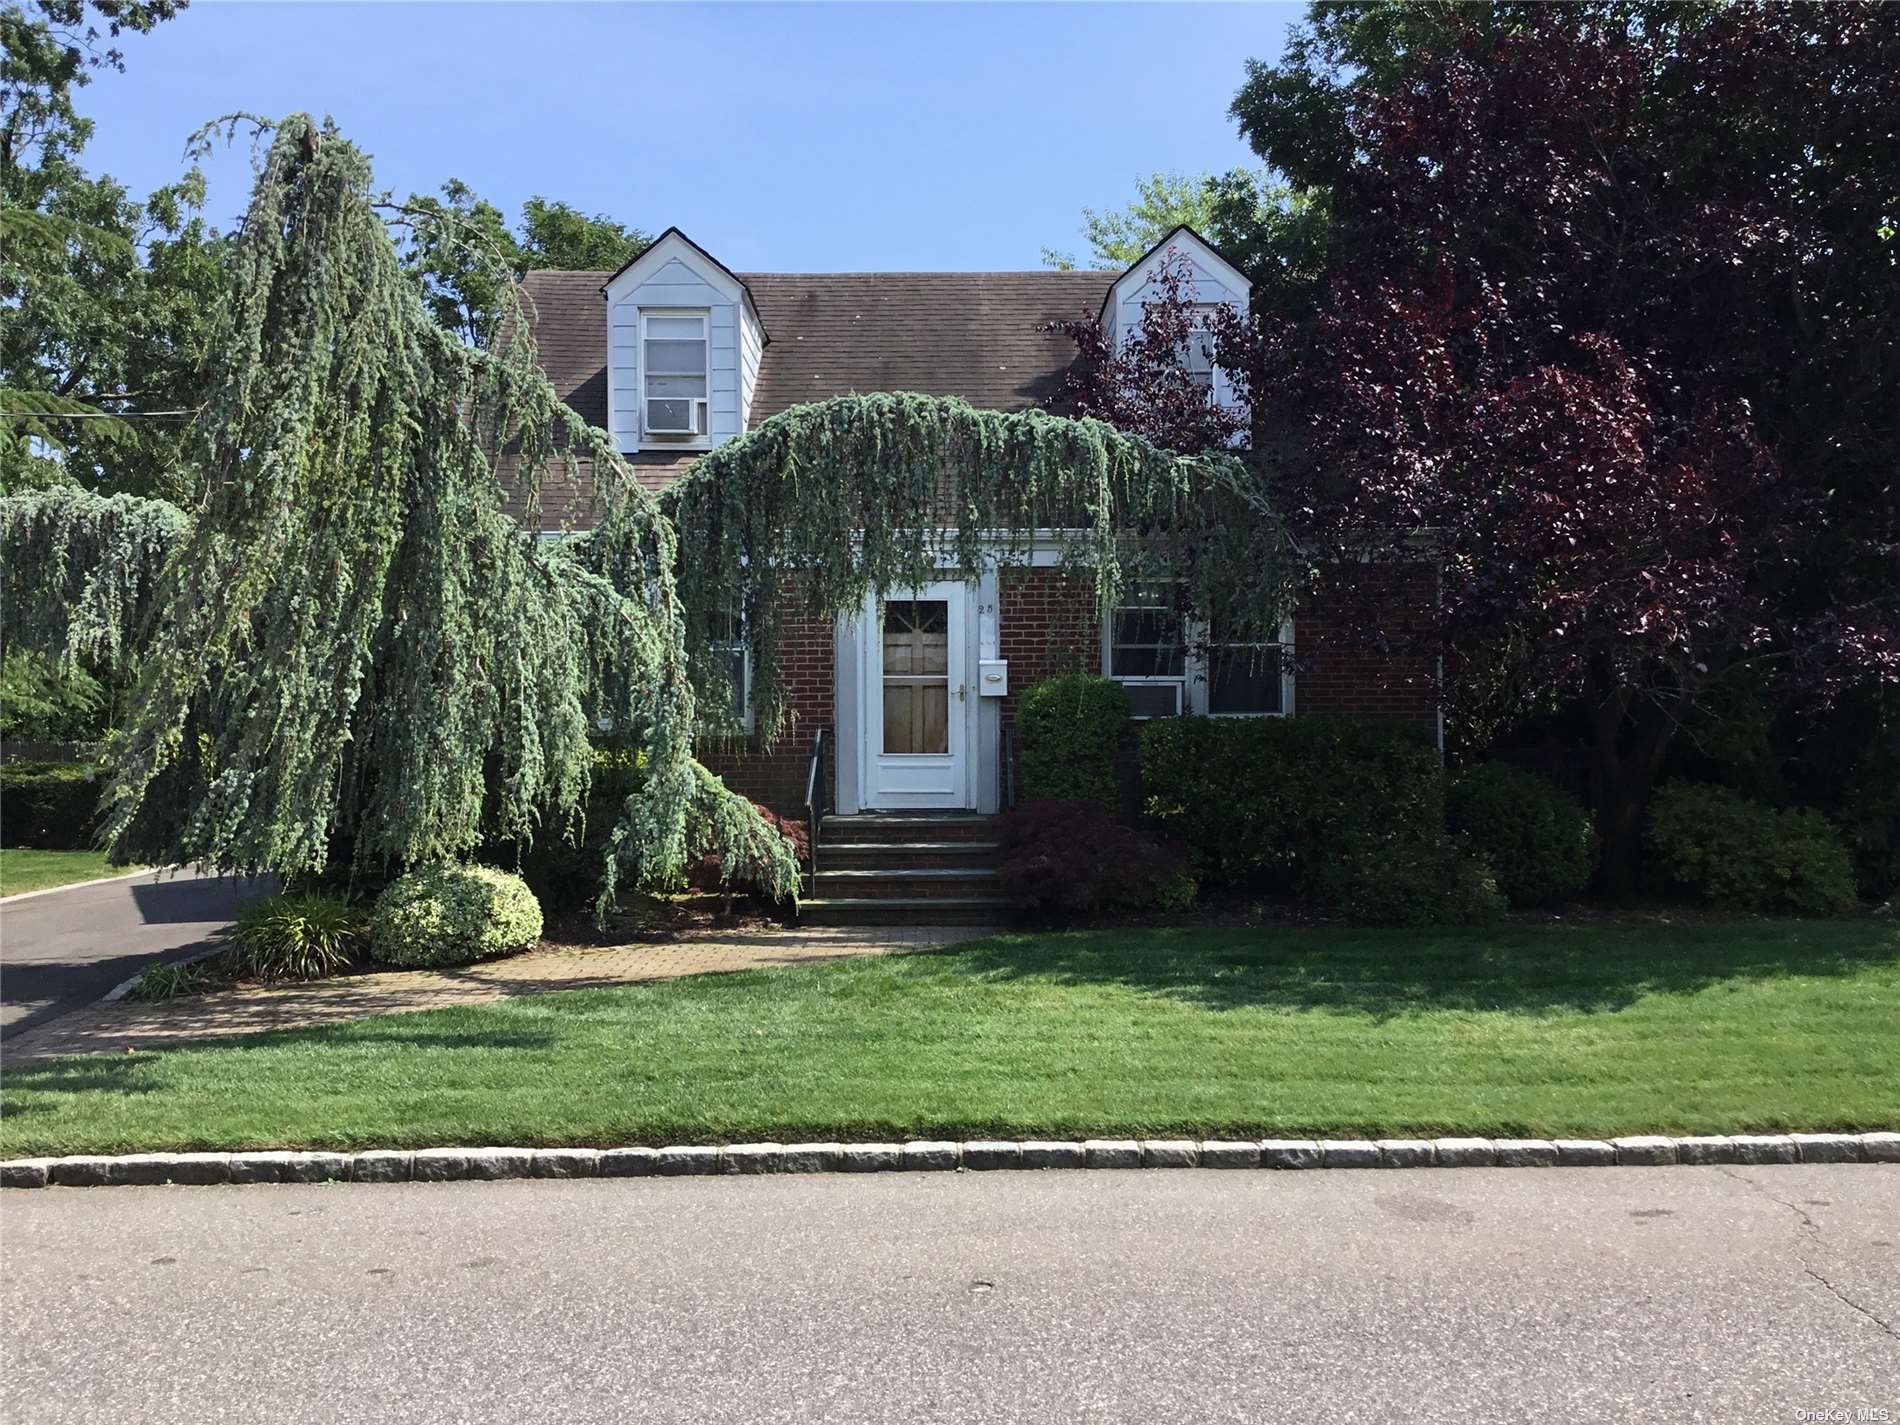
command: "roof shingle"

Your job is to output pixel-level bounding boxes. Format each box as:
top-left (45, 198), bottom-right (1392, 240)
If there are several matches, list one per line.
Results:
top-left (519, 268), bottom-right (1108, 433)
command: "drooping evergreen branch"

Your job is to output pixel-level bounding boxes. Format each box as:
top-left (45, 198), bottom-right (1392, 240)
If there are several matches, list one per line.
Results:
top-left (661, 391), bottom-right (1303, 740)
top-left (96, 113), bottom-right (771, 911)
top-left (0, 484), bottom-right (187, 673)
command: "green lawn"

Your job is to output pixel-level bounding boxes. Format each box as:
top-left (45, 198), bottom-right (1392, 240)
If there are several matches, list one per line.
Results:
top-left (3, 921), bottom-right (1896, 1156)
top-left (0, 848), bottom-right (133, 897)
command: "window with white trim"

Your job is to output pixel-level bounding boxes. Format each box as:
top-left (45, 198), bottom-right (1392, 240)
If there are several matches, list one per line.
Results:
top-left (1107, 582), bottom-right (1186, 719)
top-left (1181, 305), bottom-right (1220, 400)
top-left (1104, 582), bottom-right (1290, 718)
top-left (641, 311), bottom-right (709, 440)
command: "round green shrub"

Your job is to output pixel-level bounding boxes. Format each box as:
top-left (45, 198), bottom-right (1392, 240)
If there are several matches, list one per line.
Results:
top-left (1646, 783), bottom-right (1858, 915)
top-left (1017, 673), bottom-right (1129, 807)
top-left (1447, 763), bottom-right (1597, 906)
top-left (370, 864), bottom-right (544, 968)
top-left (231, 891), bottom-right (366, 981)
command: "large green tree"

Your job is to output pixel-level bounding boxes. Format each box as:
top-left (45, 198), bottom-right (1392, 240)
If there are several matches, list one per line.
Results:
top-left (401, 180), bottom-right (651, 348)
top-left (1, 0), bottom-right (223, 501)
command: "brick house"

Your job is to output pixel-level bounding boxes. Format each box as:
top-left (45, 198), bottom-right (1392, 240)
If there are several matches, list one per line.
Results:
top-left (521, 226), bottom-right (1435, 828)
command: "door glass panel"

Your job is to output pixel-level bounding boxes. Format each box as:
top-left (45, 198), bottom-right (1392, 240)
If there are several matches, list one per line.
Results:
top-left (882, 599), bottom-right (950, 753)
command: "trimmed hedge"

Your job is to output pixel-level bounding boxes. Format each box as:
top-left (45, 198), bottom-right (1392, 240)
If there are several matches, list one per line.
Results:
top-left (370, 864), bottom-right (544, 967)
top-left (1448, 762), bottom-right (1597, 907)
top-left (0, 760), bottom-right (99, 849)
top-left (1139, 716), bottom-right (1444, 891)
top-left (1139, 716), bottom-right (1504, 925)
top-left (1646, 783), bottom-right (1858, 915)
top-left (1017, 674), bottom-right (1129, 807)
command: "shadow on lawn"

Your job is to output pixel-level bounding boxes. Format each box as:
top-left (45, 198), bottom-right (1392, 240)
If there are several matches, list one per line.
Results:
top-left (937, 920), bottom-right (1900, 1019)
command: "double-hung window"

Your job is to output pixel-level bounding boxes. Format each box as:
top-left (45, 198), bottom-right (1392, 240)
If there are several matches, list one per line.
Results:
top-left (1107, 582), bottom-right (1187, 719)
top-left (1105, 582), bottom-right (1290, 718)
top-left (641, 311), bottom-right (709, 439)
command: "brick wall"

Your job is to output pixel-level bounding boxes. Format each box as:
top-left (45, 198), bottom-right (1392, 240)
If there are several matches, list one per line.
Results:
top-left (701, 558), bottom-right (1439, 816)
top-left (699, 590), bottom-right (836, 813)
top-left (996, 565), bottom-right (1100, 726)
top-left (1294, 562), bottom-right (1438, 725)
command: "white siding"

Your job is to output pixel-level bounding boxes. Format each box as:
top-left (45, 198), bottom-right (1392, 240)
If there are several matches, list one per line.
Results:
top-left (1106, 233), bottom-right (1251, 418)
top-left (604, 240), bottom-right (752, 453)
top-left (738, 300), bottom-right (765, 430)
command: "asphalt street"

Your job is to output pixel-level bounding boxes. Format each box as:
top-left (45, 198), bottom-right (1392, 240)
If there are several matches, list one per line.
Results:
top-left (2, 1165), bottom-right (1894, 1422)
top-left (0, 870), bottom-right (270, 1037)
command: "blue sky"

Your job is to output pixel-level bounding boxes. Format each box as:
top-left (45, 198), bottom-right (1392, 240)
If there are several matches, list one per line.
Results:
top-left (75, 1), bottom-right (1295, 271)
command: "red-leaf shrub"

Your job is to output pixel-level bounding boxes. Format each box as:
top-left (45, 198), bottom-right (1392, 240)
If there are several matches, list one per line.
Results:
top-left (999, 799), bottom-right (1196, 916)
top-left (688, 802), bottom-right (809, 895)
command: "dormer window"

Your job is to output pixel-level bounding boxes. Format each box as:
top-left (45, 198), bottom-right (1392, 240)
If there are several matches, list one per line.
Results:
top-left (642, 311), bottom-right (709, 439)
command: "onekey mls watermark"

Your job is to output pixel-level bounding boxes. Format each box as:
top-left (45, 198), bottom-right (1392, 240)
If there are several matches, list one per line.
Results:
top-left (1793, 1410), bottom-right (1893, 1424)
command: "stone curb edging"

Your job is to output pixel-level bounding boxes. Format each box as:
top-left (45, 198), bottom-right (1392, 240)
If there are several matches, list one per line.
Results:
top-left (3, 1132), bottom-right (1895, 1189)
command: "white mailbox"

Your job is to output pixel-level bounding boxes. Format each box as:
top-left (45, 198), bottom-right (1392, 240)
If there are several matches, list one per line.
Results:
top-left (977, 659), bottom-right (1008, 697)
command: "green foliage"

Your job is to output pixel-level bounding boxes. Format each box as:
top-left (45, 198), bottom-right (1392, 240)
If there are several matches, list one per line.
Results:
top-left (3, 0), bottom-right (221, 501)
top-left (0, 485), bottom-right (185, 672)
top-left (1139, 716), bottom-right (1443, 891)
top-left (1305, 831), bottom-right (1505, 927)
top-left (679, 761), bottom-right (802, 903)
top-left (124, 958), bottom-right (216, 1001)
top-left (400, 179), bottom-right (650, 347)
top-left (231, 892), bottom-right (366, 982)
top-left (999, 799), bottom-right (1196, 915)
top-left (0, 648), bottom-right (105, 740)
top-left (1140, 715), bottom-right (1496, 923)
top-left (370, 863), bottom-right (544, 968)
top-left (1017, 674), bottom-right (1128, 807)
top-left (1448, 762), bottom-right (1597, 906)
top-left (96, 115), bottom-right (718, 919)
top-left (665, 391), bottom-right (1299, 743)
top-left (1838, 725), bottom-right (1900, 902)
top-left (0, 758), bottom-right (97, 847)
top-left (1041, 166), bottom-right (1330, 317)
top-left (1646, 783), bottom-right (1858, 915)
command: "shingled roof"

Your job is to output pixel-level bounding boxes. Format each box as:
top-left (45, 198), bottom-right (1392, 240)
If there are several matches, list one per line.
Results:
top-left (520, 267), bottom-right (1107, 432)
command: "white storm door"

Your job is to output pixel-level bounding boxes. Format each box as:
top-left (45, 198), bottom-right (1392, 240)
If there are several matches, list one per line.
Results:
top-left (862, 583), bottom-right (971, 809)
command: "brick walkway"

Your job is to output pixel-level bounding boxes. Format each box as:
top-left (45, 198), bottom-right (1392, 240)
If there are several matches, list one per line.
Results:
top-left (2, 923), bottom-right (989, 1060)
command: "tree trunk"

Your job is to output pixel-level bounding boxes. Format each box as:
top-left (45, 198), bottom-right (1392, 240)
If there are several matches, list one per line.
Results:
top-left (1588, 667), bottom-right (1677, 900)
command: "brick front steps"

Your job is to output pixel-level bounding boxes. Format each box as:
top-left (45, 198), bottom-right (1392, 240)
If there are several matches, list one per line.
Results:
top-left (6, 1133), bottom-right (1894, 1188)
top-left (802, 813), bottom-right (1012, 927)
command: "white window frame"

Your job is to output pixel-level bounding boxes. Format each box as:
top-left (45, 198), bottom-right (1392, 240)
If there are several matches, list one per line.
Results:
top-left (640, 309), bottom-right (710, 446)
top-left (1102, 583), bottom-right (1294, 719)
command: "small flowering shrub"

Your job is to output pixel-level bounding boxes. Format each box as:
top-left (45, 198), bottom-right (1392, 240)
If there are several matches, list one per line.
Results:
top-left (370, 864), bottom-right (544, 968)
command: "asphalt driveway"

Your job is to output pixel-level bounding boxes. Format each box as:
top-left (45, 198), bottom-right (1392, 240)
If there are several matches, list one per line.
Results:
top-left (0, 870), bottom-right (271, 1038)
top-left (2, 1166), bottom-right (1894, 1422)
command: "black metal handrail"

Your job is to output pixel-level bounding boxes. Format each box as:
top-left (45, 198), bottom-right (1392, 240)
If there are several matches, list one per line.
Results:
top-left (803, 726), bottom-right (831, 897)
top-left (1001, 720), bottom-right (1018, 812)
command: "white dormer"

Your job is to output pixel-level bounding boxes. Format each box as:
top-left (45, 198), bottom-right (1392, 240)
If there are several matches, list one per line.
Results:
top-left (601, 228), bottom-right (768, 455)
top-left (1099, 225), bottom-right (1251, 415)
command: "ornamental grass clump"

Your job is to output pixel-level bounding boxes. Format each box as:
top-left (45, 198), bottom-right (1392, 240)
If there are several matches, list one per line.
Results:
top-left (370, 864), bottom-right (544, 968)
top-left (230, 891), bottom-right (365, 982)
